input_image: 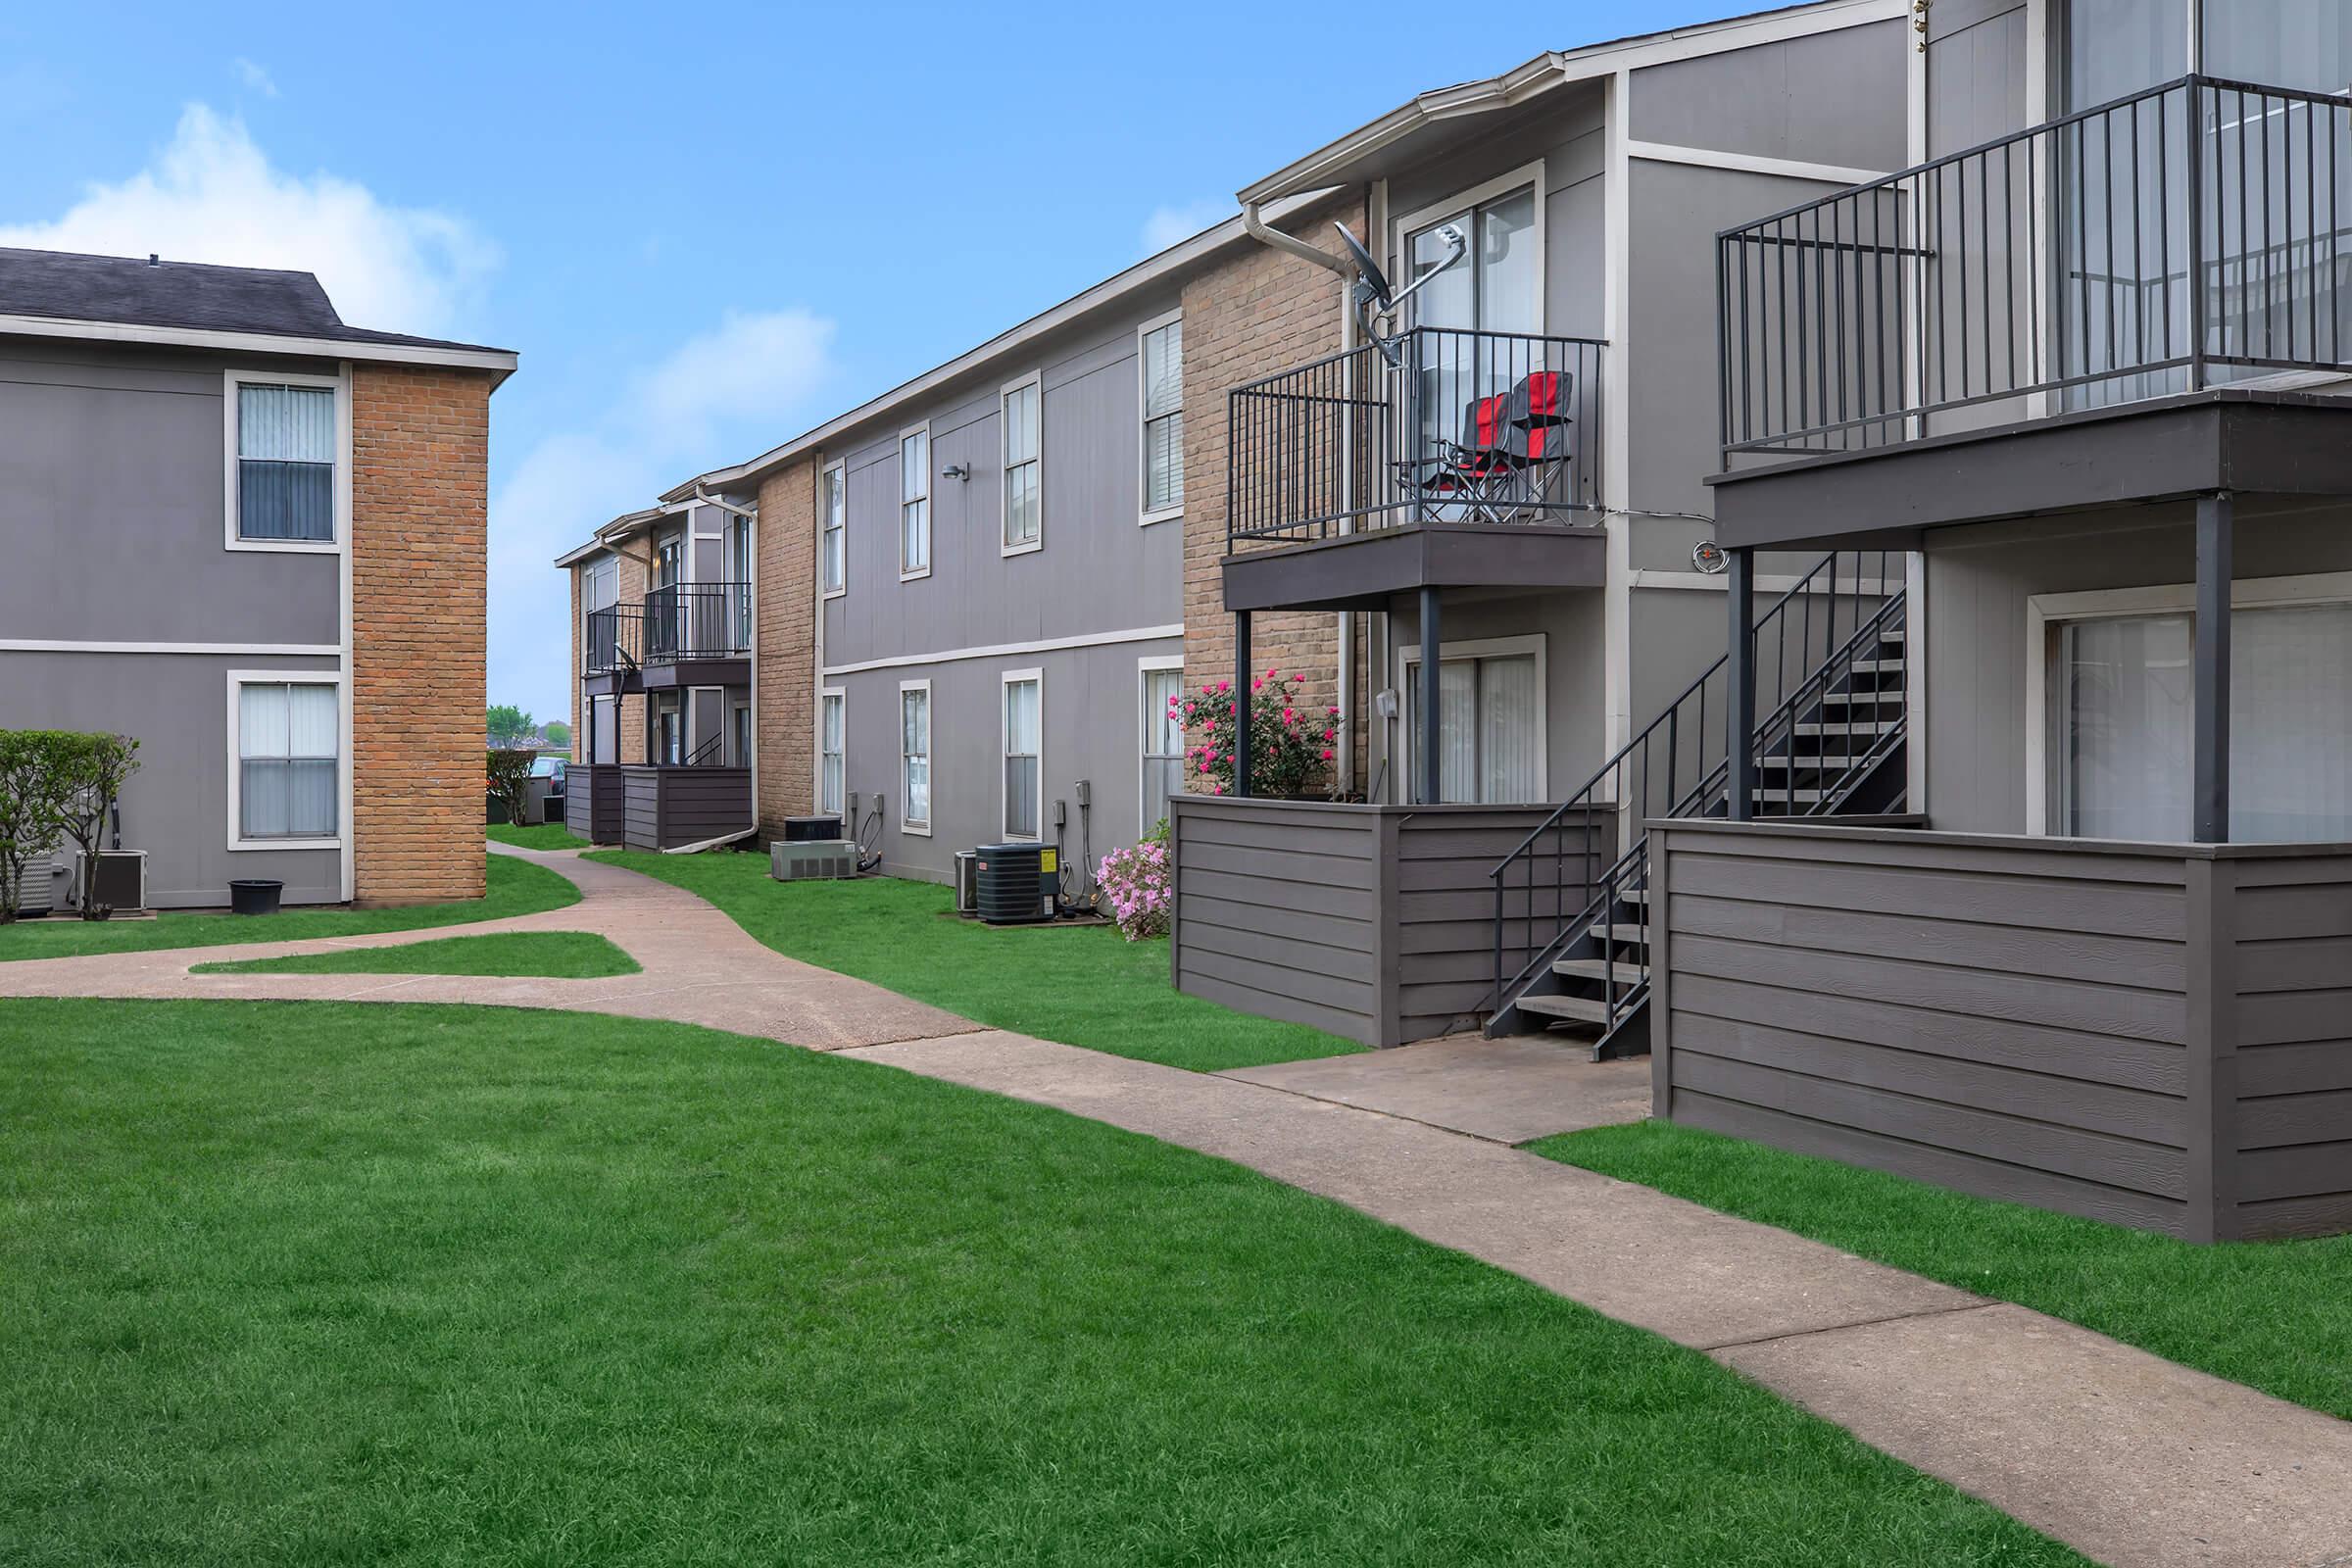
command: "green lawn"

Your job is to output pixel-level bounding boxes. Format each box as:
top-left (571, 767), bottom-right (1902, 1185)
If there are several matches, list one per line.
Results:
top-left (1535, 1120), bottom-right (2352, 1422)
top-left (0, 998), bottom-right (2078, 1566)
top-left (193, 931), bottom-right (638, 980)
top-left (0, 857), bottom-right (580, 963)
top-left (585, 849), bottom-right (1364, 1072)
top-left (486, 823), bottom-right (590, 852)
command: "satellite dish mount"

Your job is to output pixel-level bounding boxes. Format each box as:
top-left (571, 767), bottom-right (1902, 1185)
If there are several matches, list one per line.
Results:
top-left (1337, 220), bottom-right (1467, 368)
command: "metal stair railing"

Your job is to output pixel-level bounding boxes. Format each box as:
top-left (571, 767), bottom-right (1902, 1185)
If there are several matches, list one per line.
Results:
top-left (1488, 549), bottom-right (1905, 1038)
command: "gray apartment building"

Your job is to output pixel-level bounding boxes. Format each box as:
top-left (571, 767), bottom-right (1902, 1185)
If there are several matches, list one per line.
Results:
top-left (1, 248), bottom-right (514, 911)
top-left (561, 0), bottom-right (2352, 1242)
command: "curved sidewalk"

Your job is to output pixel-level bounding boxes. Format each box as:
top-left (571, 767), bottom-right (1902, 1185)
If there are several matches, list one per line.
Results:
top-left (5, 845), bottom-right (2349, 1567)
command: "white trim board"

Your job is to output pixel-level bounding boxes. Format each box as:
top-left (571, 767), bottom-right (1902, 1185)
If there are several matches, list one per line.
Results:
top-left (823, 623), bottom-right (1184, 677)
top-left (1627, 140), bottom-right (1890, 188)
top-left (0, 639), bottom-right (342, 656)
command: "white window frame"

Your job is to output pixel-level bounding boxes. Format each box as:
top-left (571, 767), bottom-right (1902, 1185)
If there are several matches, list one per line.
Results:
top-left (1000, 371), bottom-right (1044, 558)
top-left (2023, 568), bottom-right (2352, 835)
top-left (821, 460), bottom-right (848, 599)
top-left (899, 423), bottom-right (932, 582)
top-left (899, 677), bottom-right (933, 836)
top-left (1137, 309), bottom-right (1185, 526)
top-left (1138, 653), bottom-right (1187, 832)
top-left (1392, 632), bottom-right (1550, 804)
top-left (1390, 161), bottom-right (1548, 335)
top-left (818, 687), bottom-right (846, 815)
top-left (1000, 667), bottom-right (1044, 841)
top-left (222, 368), bottom-right (349, 554)
top-left (225, 668), bottom-right (346, 852)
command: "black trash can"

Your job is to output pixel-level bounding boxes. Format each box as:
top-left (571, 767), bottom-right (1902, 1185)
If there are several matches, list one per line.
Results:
top-left (228, 879), bottom-right (284, 916)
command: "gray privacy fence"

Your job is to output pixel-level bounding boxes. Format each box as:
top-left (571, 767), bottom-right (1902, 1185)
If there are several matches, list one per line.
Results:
top-left (1649, 819), bottom-right (2352, 1242)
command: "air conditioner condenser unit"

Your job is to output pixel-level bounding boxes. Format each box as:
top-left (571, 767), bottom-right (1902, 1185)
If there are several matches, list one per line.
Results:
top-left (770, 839), bottom-right (858, 882)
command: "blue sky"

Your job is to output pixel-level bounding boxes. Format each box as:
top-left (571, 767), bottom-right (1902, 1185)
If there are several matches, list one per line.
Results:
top-left (0, 0), bottom-right (1728, 719)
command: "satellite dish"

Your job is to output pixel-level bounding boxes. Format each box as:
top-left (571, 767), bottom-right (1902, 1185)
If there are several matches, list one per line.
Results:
top-left (1335, 223), bottom-right (1393, 313)
top-left (1338, 220), bottom-right (1467, 368)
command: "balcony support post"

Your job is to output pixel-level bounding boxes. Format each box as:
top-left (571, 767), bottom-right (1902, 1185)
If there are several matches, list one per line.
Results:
top-left (1233, 611), bottom-right (1252, 798)
top-left (2193, 491), bottom-right (2233, 843)
top-left (1727, 547), bottom-right (1757, 822)
top-left (1417, 585), bottom-right (1443, 805)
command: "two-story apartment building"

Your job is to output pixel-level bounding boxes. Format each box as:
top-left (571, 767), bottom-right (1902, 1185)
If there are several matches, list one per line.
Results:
top-left (561, 197), bottom-right (1356, 881)
top-left (0, 247), bottom-right (514, 909)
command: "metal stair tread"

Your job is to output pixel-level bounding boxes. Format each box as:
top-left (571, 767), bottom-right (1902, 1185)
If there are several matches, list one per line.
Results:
top-left (1552, 956), bottom-right (1642, 984)
top-left (1516, 992), bottom-right (1614, 1024)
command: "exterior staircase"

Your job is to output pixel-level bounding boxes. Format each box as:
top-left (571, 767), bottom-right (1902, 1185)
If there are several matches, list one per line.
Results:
top-left (1487, 551), bottom-right (1908, 1058)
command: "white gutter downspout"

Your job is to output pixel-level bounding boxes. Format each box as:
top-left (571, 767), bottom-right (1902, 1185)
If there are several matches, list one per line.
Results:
top-left (1242, 201), bottom-right (1355, 280)
top-left (664, 825), bottom-right (759, 856)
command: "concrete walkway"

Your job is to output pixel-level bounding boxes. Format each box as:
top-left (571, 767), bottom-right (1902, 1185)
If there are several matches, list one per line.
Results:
top-left (6, 844), bottom-right (2350, 1567)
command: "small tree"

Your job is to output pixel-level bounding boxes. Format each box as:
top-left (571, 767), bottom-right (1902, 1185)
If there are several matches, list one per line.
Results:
top-left (541, 719), bottom-right (571, 750)
top-left (53, 733), bottom-right (140, 919)
top-left (486, 705), bottom-right (535, 748)
top-left (487, 749), bottom-right (534, 826)
top-left (1173, 668), bottom-right (1331, 798)
top-left (0, 731), bottom-right (73, 923)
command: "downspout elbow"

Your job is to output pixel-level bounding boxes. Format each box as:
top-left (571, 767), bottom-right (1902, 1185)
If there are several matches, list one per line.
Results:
top-left (1243, 200), bottom-right (1354, 278)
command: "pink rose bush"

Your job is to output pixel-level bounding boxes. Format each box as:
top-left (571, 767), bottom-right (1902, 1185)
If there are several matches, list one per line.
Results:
top-left (1097, 834), bottom-right (1171, 941)
top-left (1172, 667), bottom-right (1325, 798)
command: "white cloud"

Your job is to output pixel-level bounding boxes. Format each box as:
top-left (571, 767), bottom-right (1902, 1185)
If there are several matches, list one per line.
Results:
top-left (1140, 199), bottom-right (1234, 256)
top-left (231, 58), bottom-right (278, 98)
top-left (0, 104), bottom-right (495, 335)
top-left (487, 310), bottom-right (837, 716)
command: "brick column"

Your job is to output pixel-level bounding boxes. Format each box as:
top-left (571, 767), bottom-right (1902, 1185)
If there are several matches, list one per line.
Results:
top-left (755, 457), bottom-right (818, 834)
top-left (1179, 193), bottom-right (1365, 795)
top-left (351, 364), bottom-right (495, 906)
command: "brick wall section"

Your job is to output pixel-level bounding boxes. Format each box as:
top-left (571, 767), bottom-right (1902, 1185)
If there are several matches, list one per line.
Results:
top-left (351, 364), bottom-right (495, 906)
top-left (755, 457), bottom-right (817, 833)
top-left (1179, 193), bottom-right (1365, 795)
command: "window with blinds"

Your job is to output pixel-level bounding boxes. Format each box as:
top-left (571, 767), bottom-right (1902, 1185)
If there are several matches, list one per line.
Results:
top-left (822, 465), bottom-right (846, 594)
top-left (238, 681), bottom-right (338, 839)
top-left (1140, 317), bottom-right (1184, 518)
top-left (1402, 650), bottom-right (1543, 804)
top-left (820, 693), bottom-right (845, 814)
top-left (900, 428), bottom-right (931, 577)
top-left (901, 684), bottom-right (932, 829)
top-left (1141, 665), bottom-right (1184, 829)
top-left (1003, 377), bottom-right (1041, 551)
top-left (1003, 675), bottom-right (1041, 839)
top-left (235, 382), bottom-right (335, 542)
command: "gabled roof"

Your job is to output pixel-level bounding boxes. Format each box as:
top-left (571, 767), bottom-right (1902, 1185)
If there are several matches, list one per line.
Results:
top-left (0, 246), bottom-right (516, 378)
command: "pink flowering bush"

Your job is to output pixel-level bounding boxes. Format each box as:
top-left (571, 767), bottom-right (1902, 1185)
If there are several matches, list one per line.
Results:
top-left (1171, 668), bottom-right (1329, 798)
top-left (1097, 834), bottom-right (1171, 941)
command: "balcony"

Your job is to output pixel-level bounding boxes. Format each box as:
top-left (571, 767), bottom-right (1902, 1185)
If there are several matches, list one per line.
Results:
top-left (583, 582), bottom-right (752, 693)
top-left (1711, 74), bottom-right (2352, 545)
top-left (1221, 326), bottom-right (1607, 613)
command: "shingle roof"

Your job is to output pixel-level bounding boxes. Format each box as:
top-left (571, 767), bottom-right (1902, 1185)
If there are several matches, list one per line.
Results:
top-left (0, 246), bottom-right (510, 355)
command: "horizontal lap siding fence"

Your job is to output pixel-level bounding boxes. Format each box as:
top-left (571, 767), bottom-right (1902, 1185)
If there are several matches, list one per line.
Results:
top-left (2228, 852), bottom-right (2352, 1239)
top-left (1652, 822), bottom-right (2352, 1241)
top-left (620, 765), bottom-right (753, 852)
top-left (565, 763), bottom-right (623, 846)
top-left (1171, 797), bottom-right (1601, 1049)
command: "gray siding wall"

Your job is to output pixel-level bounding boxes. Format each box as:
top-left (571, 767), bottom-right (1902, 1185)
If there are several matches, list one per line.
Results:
top-left (0, 338), bottom-right (350, 909)
top-left (565, 763), bottom-right (624, 845)
top-left (1171, 796), bottom-right (1592, 1048)
top-left (819, 294), bottom-right (1184, 672)
top-left (1924, 503), bottom-right (2352, 833)
top-left (0, 649), bottom-right (341, 908)
top-left (2229, 853), bottom-right (2352, 1239)
top-left (834, 635), bottom-right (1183, 884)
top-left (1927, 0), bottom-right (2030, 158)
top-left (1654, 822), bottom-right (2352, 1242)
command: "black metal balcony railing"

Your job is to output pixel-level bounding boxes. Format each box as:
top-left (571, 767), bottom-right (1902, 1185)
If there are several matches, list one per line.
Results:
top-left (1719, 74), bottom-right (2352, 460)
top-left (1227, 326), bottom-right (1605, 544)
top-left (643, 581), bottom-right (752, 662)
top-left (583, 603), bottom-right (642, 676)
